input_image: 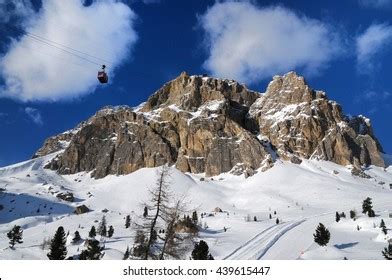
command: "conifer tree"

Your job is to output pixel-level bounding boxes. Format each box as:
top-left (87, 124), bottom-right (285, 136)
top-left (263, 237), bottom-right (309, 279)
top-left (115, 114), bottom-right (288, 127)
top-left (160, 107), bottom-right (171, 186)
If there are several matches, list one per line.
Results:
top-left (143, 206), bottom-right (148, 218)
top-left (335, 212), bottom-right (340, 222)
top-left (350, 210), bottom-right (356, 220)
top-left (125, 215), bottom-right (131, 229)
top-left (380, 219), bottom-right (387, 235)
top-left (382, 243), bottom-right (392, 260)
top-left (7, 225), bottom-right (23, 248)
top-left (254, 216), bottom-right (257, 222)
top-left (191, 240), bottom-right (213, 260)
top-left (192, 211), bottom-right (198, 224)
top-left (362, 197), bottom-right (375, 217)
top-left (88, 226), bottom-right (96, 238)
top-left (132, 230), bottom-right (147, 258)
top-left (98, 216), bottom-right (107, 237)
top-left (313, 223), bottom-right (330, 246)
top-left (108, 225), bottom-right (114, 238)
top-left (269, 213), bottom-right (272, 219)
top-left (276, 218), bottom-right (280, 224)
top-left (47, 226), bottom-right (67, 260)
top-left (79, 240), bottom-right (104, 260)
top-left (72, 231), bottom-right (82, 244)
top-left (123, 246), bottom-right (130, 260)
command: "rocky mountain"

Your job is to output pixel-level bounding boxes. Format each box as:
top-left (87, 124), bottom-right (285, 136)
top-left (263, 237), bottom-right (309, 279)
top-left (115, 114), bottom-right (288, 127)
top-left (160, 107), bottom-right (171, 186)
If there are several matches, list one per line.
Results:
top-left (35, 71), bottom-right (385, 179)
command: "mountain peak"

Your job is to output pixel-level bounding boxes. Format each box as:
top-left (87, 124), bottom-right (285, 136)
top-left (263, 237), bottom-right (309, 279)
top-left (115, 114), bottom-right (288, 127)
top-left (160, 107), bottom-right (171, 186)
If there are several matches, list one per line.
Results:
top-left (36, 72), bottom-right (385, 179)
top-left (141, 71), bottom-right (259, 112)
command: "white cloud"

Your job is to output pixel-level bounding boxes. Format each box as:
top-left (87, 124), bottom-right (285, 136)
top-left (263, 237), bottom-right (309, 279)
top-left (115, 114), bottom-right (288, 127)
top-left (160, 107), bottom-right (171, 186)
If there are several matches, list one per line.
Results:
top-left (24, 107), bottom-right (43, 125)
top-left (358, 0), bottom-right (392, 8)
top-left (0, 0), bottom-right (138, 102)
top-left (0, 0), bottom-right (34, 25)
top-left (356, 23), bottom-right (392, 72)
top-left (199, 1), bottom-right (343, 83)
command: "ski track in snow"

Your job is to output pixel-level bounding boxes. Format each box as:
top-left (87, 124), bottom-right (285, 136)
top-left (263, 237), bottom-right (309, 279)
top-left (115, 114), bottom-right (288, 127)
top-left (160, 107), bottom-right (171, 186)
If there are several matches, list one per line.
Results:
top-left (224, 219), bottom-right (306, 260)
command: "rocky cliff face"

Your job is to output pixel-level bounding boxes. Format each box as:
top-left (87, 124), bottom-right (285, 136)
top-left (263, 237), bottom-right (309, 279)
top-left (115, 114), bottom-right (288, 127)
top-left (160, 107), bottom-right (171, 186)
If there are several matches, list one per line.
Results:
top-left (37, 71), bottom-right (385, 179)
top-left (249, 72), bottom-right (385, 167)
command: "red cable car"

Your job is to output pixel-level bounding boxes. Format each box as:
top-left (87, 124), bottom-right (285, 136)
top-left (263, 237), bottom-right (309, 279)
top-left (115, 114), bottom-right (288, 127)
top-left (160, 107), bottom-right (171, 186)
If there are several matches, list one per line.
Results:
top-left (98, 65), bottom-right (108, 84)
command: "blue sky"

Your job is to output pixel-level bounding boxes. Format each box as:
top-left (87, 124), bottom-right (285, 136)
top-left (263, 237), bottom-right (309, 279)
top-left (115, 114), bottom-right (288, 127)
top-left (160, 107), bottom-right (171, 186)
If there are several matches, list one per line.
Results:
top-left (0, 0), bottom-right (391, 167)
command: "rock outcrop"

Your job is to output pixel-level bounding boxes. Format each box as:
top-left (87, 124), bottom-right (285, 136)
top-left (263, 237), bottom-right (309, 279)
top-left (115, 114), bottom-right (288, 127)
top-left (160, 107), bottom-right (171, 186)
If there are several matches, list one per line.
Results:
top-left (249, 72), bottom-right (385, 167)
top-left (36, 71), bottom-right (385, 179)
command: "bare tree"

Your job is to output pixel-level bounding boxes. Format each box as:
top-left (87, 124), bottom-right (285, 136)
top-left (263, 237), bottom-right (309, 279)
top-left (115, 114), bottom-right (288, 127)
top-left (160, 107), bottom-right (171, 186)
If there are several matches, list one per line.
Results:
top-left (136, 166), bottom-right (172, 260)
top-left (159, 197), bottom-right (192, 260)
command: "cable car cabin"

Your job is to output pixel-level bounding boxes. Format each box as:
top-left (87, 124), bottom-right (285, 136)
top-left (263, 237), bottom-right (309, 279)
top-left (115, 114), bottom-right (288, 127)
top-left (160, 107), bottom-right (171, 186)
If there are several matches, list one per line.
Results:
top-left (97, 71), bottom-right (108, 84)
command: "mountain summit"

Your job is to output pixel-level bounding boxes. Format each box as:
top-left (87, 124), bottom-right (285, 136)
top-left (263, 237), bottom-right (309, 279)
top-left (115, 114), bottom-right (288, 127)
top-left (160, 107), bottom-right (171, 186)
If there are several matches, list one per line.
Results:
top-left (35, 72), bottom-right (385, 179)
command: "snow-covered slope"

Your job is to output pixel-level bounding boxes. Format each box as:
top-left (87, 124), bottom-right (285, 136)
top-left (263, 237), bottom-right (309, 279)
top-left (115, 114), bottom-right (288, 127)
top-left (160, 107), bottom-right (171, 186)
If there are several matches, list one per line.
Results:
top-left (0, 153), bottom-right (391, 259)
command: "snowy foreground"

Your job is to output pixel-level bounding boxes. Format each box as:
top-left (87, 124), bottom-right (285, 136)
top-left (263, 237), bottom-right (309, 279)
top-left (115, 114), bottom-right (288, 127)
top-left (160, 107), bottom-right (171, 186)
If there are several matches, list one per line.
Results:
top-left (0, 154), bottom-right (391, 260)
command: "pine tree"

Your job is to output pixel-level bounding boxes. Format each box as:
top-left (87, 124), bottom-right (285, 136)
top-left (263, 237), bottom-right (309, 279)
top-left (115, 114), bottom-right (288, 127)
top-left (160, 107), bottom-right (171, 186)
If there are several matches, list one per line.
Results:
top-left (47, 226), bottom-right (67, 260)
top-left (274, 211), bottom-right (277, 215)
top-left (192, 211), bottom-right (198, 224)
top-left (276, 218), bottom-right (280, 224)
top-left (7, 225), bottom-right (23, 248)
top-left (368, 209), bottom-right (376, 217)
top-left (79, 240), bottom-right (104, 260)
top-left (382, 243), bottom-right (392, 260)
top-left (335, 212), bottom-right (340, 222)
top-left (269, 213), bottom-right (272, 219)
top-left (350, 210), bottom-right (356, 220)
top-left (254, 216), bottom-right (257, 222)
top-left (72, 231), bottom-right (82, 244)
top-left (380, 219), bottom-right (387, 235)
top-left (123, 246), bottom-right (130, 260)
top-left (132, 230), bottom-right (147, 258)
top-left (88, 226), bottom-right (96, 238)
top-left (98, 216), bottom-right (107, 237)
top-left (313, 223), bottom-right (330, 246)
top-left (108, 226), bottom-right (114, 238)
top-left (340, 212), bottom-right (346, 218)
top-left (191, 240), bottom-right (213, 260)
top-left (125, 215), bottom-right (131, 229)
top-left (143, 206), bottom-right (148, 218)
top-left (362, 197), bottom-right (374, 217)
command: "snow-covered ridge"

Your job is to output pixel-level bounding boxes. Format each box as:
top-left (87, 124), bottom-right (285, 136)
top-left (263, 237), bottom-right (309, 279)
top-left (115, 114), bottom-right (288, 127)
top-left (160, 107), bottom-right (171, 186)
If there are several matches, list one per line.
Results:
top-left (1, 152), bottom-right (392, 260)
